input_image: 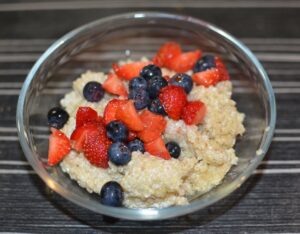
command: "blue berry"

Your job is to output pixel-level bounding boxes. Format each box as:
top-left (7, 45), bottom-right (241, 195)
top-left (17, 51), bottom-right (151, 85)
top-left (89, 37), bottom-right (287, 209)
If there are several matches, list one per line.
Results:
top-left (165, 141), bottom-right (181, 159)
top-left (169, 73), bottom-right (193, 94)
top-left (147, 76), bottom-right (168, 99)
top-left (108, 142), bottom-right (131, 166)
top-left (128, 138), bottom-right (145, 153)
top-left (106, 121), bottom-right (128, 142)
top-left (100, 181), bottom-right (123, 207)
top-left (129, 76), bottom-right (148, 90)
top-left (140, 64), bottom-right (162, 81)
top-left (47, 107), bottom-right (69, 129)
top-left (193, 55), bottom-right (216, 73)
top-left (148, 98), bottom-right (167, 116)
top-left (83, 81), bottom-right (104, 102)
top-left (129, 88), bottom-right (150, 110)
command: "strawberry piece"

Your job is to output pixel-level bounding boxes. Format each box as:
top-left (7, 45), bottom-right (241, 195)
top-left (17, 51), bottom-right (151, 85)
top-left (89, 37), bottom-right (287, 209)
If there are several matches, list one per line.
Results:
top-left (102, 73), bottom-right (128, 97)
top-left (115, 100), bottom-right (144, 131)
top-left (192, 69), bottom-right (221, 87)
top-left (103, 99), bottom-right (127, 125)
top-left (137, 110), bottom-right (167, 143)
top-left (48, 128), bottom-right (71, 166)
top-left (168, 50), bottom-right (202, 73)
top-left (112, 61), bottom-right (150, 80)
top-left (127, 131), bottom-right (137, 142)
top-left (181, 101), bottom-right (207, 125)
top-left (215, 56), bottom-right (230, 81)
top-left (76, 107), bottom-right (98, 128)
top-left (159, 85), bottom-right (187, 120)
top-left (153, 41), bottom-right (182, 67)
top-left (144, 137), bottom-right (171, 160)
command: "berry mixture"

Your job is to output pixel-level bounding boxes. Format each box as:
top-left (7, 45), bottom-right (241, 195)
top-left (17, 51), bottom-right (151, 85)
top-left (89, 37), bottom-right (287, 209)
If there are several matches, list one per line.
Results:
top-left (47, 42), bottom-right (245, 208)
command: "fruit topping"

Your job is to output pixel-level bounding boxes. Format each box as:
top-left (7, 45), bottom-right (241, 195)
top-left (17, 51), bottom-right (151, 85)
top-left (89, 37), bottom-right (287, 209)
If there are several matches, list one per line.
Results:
top-left (144, 137), bottom-right (171, 160)
top-left (215, 56), bottom-right (230, 81)
top-left (140, 64), bottom-right (162, 81)
top-left (76, 106), bottom-right (99, 128)
top-left (153, 41), bottom-right (182, 67)
top-left (193, 55), bottom-right (216, 73)
top-left (148, 98), bottom-right (167, 116)
top-left (127, 131), bottom-right (137, 142)
top-left (181, 101), bottom-right (207, 125)
top-left (83, 81), bottom-right (104, 102)
top-left (169, 73), bottom-right (193, 94)
top-left (106, 120), bottom-right (129, 142)
top-left (108, 142), bottom-right (131, 166)
top-left (113, 61), bottom-right (150, 80)
top-left (129, 76), bottom-right (148, 90)
top-left (100, 181), bottom-right (124, 207)
top-left (192, 69), bottom-right (220, 87)
top-left (147, 76), bottom-right (168, 99)
top-left (168, 50), bottom-right (202, 73)
top-left (128, 88), bottom-right (150, 110)
top-left (47, 107), bottom-right (69, 129)
top-left (103, 99), bottom-right (126, 125)
top-left (102, 73), bottom-right (128, 97)
top-left (128, 138), bottom-right (145, 153)
top-left (165, 141), bottom-right (181, 159)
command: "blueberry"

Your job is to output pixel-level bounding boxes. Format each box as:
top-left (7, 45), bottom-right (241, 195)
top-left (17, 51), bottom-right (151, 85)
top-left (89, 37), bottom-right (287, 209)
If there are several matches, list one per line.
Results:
top-left (166, 141), bottom-right (181, 159)
top-left (47, 107), bottom-right (69, 129)
top-left (83, 81), bottom-right (104, 102)
top-left (129, 76), bottom-right (148, 90)
top-left (108, 142), bottom-right (131, 166)
top-left (169, 73), bottom-right (193, 94)
top-left (106, 121), bottom-right (128, 142)
top-left (148, 98), bottom-right (167, 116)
top-left (147, 76), bottom-right (168, 99)
top-left (128, 138), bottom-right (145, 153)
top-left (193, 55), bottom-right (216, 73)
top-left (100, 181), bottom-right (124, 207)
top-left (129, 88), bottom-right (150, 110)
top-left (140, 64), bottom-right (162, 81)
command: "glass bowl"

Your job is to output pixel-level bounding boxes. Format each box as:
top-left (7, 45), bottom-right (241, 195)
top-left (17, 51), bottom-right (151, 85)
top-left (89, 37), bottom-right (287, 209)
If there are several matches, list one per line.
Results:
top-left (16, 12), bottom-right (276, 220)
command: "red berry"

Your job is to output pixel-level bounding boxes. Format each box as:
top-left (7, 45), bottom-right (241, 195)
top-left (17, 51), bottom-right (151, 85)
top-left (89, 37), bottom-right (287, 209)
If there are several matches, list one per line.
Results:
top-left (153, 42), bottom-right (182, 67)
top-left (102, 73), bottom-right (128, 97)
top-left (127, 131), bottom-right (137, 142)
top-left (159, 85), bottom-right (187, 120)
top-left (76, 107), bottom-right (98, 128)
top-left (103, 99), bottom-right (127, 125)
top-left (181, 101), bottom-right (207, 125)
top-left (48, 128), bottom-right (71, 166)
top-left (112, 61), bottom-right (150, 80)
top-left (144, 137), bottom-right (171, 160)
top-left (192, 69), bottom-right (221, 87)
top-left (168, 50), bottom-right (202, 73)
top-left (215, 56), bottom-right (230, 81)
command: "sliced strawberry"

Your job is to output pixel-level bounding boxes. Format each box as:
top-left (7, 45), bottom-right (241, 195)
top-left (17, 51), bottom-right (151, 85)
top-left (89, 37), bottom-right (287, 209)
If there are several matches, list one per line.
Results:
top-left (144, 137), bottom-right (171, 160)
top-left (112, 61), bottom-right (150, 80)
top-left (103, 99), bottom-right (127, 125)
top-left (102, 73), bottom-right (128, 97)
top-left (159, 85), bottom-right (187, 120)
top-left (153, 41), bottom-right (182, 67)
top-left (127, 131), bottom-right (137, 142)
top-left (181, 101), bottom-right (207, 125)
top-left (215, 56), bottom-right (230, 81)
top-left (48, 128), bottom-right (71, 166)
top-left (76, 107), bottom-right (98, 128)
top-left (168, 50), bottom-right (202, 73)
top-left (137, 110), bottom-right (167, 143)
top-left (192, 69), bottom-right (221, 87)
top-left (115, 100), bottom-right (144, 131)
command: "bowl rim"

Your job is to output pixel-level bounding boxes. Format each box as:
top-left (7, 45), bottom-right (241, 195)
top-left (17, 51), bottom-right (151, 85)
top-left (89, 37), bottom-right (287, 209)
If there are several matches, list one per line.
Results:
top-left (16, 11), bottom-right (276, 220)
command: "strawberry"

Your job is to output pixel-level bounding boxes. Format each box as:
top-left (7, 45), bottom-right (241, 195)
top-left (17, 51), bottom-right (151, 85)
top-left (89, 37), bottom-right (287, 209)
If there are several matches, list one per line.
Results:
top-left (215, 56), bottom-right (230, 81)
top-left (137, 110), bottom-right (167, 143)
top-left (115, 100), bottom-right (144, 131)
top-left (192, 69), bottom-right (221, 87)
top-left (76, 107), bottom-right (98, 128)
top-left (112, 61), bottom-right (150, 80)
top-left (127, 131), bottom-right (137, 142)
top-left (103, 99), bottom-right (127, 125)
top-left (153, 41), bottom-right (182, 67)
top-left (159, 85), bottom-right (187, 120)
top-left (48, 128), bottom-right (71, 166)
top-left (181, 101), bottom-right (207, 125)
top-left (102, 73), bottom-right (128, 97)
top-left (144, 137), bottom-right (171, 160)
top-left (168, 50), bottom-right (202, 73)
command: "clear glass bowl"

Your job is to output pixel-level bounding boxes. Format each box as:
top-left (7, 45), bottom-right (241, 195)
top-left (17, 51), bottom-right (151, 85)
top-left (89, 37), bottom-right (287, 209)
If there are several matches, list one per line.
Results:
top-left (16, 12), bottom-right (276, 220)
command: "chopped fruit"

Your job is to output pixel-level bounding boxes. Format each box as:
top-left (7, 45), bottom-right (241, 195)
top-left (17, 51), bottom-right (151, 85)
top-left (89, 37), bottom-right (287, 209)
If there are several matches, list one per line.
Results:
top-left (115, 100), bottom-right (144, 131)
top-left (165, 141), bottom-right (181, 159)
top-left (182, 101), bottom-right (207, 125)
top-left (83, 81), bottom-right (104, 102)
top-left (129, 76), bottom-right (148, 90)
top-left (83, 129), bottom-right (110, 168)
top-left (153, 41), bottom-right (182, 67)
top-left (169, 73), bottom-right (193, 94)
top-left (113, 62), bottom-right (150, 80)
top-left (48, 128), bottom-right (71, 166)
top-left (140, 64), bottom-right (162, 81)
top-left (47, 107), bottom-right (69, 129)
top-left (108, 142), bottom-right (131, 166)
top-left (137, 110), bottom-right (167, 142)
top-left (159, 85), bottom-right (187, 120)
top-left (168, 50), bottom-right (202, 73)
top-left (147, 76), bottom-right (168, 99)
top-left (76, 106), bottom-right (98, 128)
top-left (103, 99), bottom-right (127, 125)
top-left (100, 181), bottom-right (124, 207)
top-left (144, 137), bottom-right (171, 160)
top-left (193, 54), bottom-right (216, 73)
top-left (102, 73), bottom-right (128, 97)
top-left (192, 69), bottom-right (220, 87)
top-left (71, 123), bottom-right (96, 151)
top-left (128, 88), bottom-right (150, 110)
top-left (128, 138), bottom-right (145, 153)
top-left (148, 98), bottom-right (167, 116)
top-left (127, 131), bottom-right (137, 142)
top-left (215, 56), bottom-right (230, 81)
top-left (106, 120), bottom-right (128, 142)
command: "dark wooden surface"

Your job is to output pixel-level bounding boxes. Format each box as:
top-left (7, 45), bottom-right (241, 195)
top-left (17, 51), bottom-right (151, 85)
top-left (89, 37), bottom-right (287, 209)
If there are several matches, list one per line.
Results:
top-left (1, 1), bottom-right (300, 233)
